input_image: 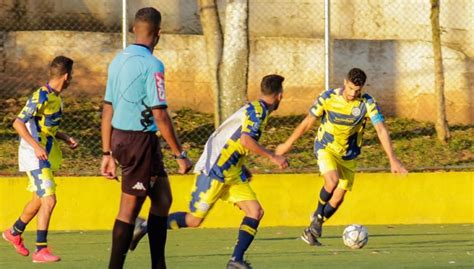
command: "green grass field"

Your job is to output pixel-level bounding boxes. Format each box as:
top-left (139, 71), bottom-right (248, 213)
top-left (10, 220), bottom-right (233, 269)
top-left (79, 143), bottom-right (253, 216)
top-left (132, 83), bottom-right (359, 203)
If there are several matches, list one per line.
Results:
top-left (1, 224), bottom-right (472, 268)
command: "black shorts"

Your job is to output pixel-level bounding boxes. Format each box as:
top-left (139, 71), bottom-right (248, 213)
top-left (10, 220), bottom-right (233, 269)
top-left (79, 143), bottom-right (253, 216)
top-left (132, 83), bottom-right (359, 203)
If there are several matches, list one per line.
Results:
top-left (111, 129), bottom-right (167, 197)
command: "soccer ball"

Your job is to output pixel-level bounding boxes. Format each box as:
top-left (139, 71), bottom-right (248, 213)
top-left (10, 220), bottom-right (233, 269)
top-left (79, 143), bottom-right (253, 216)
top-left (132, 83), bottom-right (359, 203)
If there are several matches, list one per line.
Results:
top-left (342, 224), bottom-right (368, 249)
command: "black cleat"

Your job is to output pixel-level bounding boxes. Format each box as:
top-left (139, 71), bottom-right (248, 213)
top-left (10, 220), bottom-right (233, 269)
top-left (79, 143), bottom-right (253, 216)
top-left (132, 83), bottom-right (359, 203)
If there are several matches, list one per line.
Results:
top-left (129, 217), bottom-right (147, 251)
top-left (227, 260), bottom-right (252, 269)
top-left (309, 216), bottom-right (324, 238)
top-left (301, 228), bottom-right (322, 246)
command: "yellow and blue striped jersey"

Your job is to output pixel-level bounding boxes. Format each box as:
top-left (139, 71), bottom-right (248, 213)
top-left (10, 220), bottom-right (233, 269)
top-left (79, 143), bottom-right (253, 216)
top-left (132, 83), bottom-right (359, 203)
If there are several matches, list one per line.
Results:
top-left (194, 100), bottom-right (269, 182)
top-left (17, 84), bottom-right (63, 138)
top-left (309, 88), bottom-right (384, 160)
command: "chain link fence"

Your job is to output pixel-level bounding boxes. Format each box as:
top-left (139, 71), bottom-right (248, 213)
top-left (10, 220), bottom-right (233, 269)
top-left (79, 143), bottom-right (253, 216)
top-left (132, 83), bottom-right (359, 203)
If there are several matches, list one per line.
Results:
top-left (0, 0), bottom-right (472, 176)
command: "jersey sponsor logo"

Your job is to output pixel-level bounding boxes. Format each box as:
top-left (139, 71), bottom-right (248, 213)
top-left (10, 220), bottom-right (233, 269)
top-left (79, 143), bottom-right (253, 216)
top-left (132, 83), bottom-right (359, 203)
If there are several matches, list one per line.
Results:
top-left (132, 182), bottom-right (147, 191)
top-left (154, 72), bottom-right (166, 102)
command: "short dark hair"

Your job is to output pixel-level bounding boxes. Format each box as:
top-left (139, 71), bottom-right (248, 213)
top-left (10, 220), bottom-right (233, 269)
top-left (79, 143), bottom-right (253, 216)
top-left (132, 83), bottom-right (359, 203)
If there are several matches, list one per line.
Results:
top-left (135, 7), bottom-right (161, 30)
top-left (346, 68), bottom-right (367, 86)
top-left (49, 56), bottom-right (73, 79)
top-left (261, 74), bottom-right (284, 95)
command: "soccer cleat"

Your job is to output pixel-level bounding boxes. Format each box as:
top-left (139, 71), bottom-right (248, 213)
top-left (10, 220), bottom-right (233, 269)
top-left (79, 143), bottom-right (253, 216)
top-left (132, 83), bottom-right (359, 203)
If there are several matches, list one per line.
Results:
top-left (129, 217), bottom-right (147, 251)
top-left (309, 216), bottom-right (324, 238)
top-left (227, 260), bottom-right (252, 269)
top-left (3, 228), bottom-right (30, 256)
top-left (301, 228), bottom-right (322, 246)
top-left (32, 248), bottom-right (60, 263)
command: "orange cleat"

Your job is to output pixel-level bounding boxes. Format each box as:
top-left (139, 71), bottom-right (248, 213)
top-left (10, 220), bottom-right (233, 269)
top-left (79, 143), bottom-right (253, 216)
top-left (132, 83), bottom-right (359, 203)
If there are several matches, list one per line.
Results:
top-left (3, 228), bottom-right (30, 256)
top-left (32, 247), bottom-right (61, 263)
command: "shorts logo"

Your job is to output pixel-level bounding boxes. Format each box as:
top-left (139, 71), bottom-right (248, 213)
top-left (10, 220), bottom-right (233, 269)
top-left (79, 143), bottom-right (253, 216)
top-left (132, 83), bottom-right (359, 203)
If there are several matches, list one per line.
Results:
top-left (351, 107), bottom-right (361, 117)
top-left (42, 180), bottom-right (53, 189)
top-left (132, 182), bottom-right (147, 191)
top-left (197, 202), bottom-right (210, 212)
top-left (154, 72), bottom-right (166, 102)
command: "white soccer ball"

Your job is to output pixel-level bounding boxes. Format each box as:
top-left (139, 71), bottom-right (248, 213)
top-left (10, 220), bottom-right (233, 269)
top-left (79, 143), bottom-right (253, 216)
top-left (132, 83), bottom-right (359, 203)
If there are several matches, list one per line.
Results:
top-left (342, 224), bottom-right (368, 249)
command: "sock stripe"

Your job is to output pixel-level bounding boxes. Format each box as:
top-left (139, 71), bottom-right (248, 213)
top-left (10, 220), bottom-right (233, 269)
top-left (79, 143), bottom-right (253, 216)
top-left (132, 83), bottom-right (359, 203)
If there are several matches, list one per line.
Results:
top-left (36, 242), bottom-right (48, 246)
top-left (240, 224), bottom-right (257, 236)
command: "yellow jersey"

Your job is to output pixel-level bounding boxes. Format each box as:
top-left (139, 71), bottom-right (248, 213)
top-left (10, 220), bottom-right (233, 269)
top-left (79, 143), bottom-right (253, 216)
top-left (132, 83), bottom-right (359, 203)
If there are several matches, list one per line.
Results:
top-left (309, 88), bottom-right (384, 160)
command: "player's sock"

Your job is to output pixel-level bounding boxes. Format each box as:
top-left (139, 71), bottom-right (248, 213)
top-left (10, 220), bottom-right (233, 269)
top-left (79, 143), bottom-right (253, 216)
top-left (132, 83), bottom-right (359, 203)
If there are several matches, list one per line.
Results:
top-left (36, 230), bottom-right (48, 251)
top-left (148, 214), bottom-right (168, 269)
top-left (231, 217), bottom-right (260, 262)
top-left (314, 187), bottom-right (332, 219)
top-left (108, 219), bottom-right (134, 269)
top-left (11, 218), bottom-right (27, 236)
top-left (167, 212), bottom-right (188, 229)
top-left (322, 203), bottom-right (338, 221)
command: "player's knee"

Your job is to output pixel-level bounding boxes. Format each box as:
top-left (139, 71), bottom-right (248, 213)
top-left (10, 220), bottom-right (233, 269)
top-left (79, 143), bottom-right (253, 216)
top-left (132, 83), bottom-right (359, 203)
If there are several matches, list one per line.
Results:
top-left (41, 195), bottom-right (56, 212)
top-left (186, 216), bottom-right (203, 227)
top-left (246, 206), bottom-right (264, 220)
top-left (256, 207), bottom-right (264, 220)
top-left (324, 180), bottom-right (338, 192)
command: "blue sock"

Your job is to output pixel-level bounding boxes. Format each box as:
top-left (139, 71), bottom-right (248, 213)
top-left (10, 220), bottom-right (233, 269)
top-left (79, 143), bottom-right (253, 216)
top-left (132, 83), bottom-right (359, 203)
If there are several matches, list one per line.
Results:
top-left (167, 212), bottom-right (188, 229)
top-left (36, 230), bottom-right (48, 251)
top-left (322, 203), bottom-right (338, 220)
top-left (231, 217), bottom-right (260, 262)
top-left (148, 214), bottom-right (168, 269)
top-left (314, 187), bottom-right (332, 219)
top-left (11, 218), bottom-right (27, 236)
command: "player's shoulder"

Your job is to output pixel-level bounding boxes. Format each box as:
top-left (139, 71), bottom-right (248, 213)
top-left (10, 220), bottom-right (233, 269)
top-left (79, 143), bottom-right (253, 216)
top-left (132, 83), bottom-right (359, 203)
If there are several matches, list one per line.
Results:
top-left (246, 100), bottom-right (268, 119)
top-left (319, 88), bottom-right (337, 100)
top-left (32, 86), bottom-right (50, 103)
top-left (361, 92), bottom-right (376, 105)
top-left (146, 54), bottom-right (165, 71)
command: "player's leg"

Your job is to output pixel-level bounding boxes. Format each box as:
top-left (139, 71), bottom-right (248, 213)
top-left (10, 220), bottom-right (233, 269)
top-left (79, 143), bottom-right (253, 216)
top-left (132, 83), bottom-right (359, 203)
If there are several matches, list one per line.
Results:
top-left (224, 181), bottom-right (260, 268)
top-left (109, 192), bottom-right (146, 269)
top-left (3, 192), bottom-right (40, 256)
top-left (320, 160), bottom-right (355, 221)
top-left (230, 200), bottom-right (263, 265)
top-left (303, 150), bottom-right (339, 244)
top-left (147, 176), bottom-right (172, 269)
top-left (169, 173), bottom-right (225, 229)
top-left (109, 129), bottom-right (151, 268)
top-left (21, 166), bottom-right (61, 263)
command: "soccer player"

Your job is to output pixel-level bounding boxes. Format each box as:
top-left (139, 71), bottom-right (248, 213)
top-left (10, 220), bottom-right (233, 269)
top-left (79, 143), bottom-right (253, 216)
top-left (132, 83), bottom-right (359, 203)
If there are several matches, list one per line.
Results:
top-left (276, 68), bottom-right (407, 246)
top-left (2, 56), bottom-right (77, 263)
top-left (129, 74), bottom-right (289, 269)
top-left (100, 7), bottom-right (193, 269)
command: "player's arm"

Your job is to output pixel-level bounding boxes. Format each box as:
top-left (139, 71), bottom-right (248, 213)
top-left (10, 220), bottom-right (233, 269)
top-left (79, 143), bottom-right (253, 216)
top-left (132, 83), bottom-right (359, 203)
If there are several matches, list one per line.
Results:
top-left (100, 103), bottom-right (116, 179)
top-left (12, 118), bottom-right (47, 160)
top-left (152, 109), bottom-right (192, 174)
top-left (373, 122), bottom-right (408, 175)
top-left (241, 133), bottom-right (288, 169)
top-left (55, 131), bottom-right (78, 149)
top-left (147, 61), bottom-right (192, 174)
top-left (275, 114), bottom-right (317, 155)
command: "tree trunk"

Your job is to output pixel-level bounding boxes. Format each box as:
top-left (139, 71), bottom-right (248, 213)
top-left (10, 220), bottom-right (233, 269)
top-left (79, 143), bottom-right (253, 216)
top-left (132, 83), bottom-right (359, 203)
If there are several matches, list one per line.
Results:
top-left (198, 0), bottom-right (223, 127)
top-left (430, 0), bottom-right (450, 143)
top-left (218, 0), bottom-right (249, 120)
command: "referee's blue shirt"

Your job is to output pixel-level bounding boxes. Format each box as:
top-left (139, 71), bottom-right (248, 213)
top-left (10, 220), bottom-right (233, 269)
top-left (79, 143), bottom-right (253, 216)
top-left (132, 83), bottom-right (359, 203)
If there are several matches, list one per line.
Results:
top-left (104, 44), bottom-right (168, 132)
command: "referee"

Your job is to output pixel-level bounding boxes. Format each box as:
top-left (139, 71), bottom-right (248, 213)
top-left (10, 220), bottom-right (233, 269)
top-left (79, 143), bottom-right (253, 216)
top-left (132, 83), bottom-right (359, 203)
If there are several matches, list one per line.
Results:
top-left (101, 7), bottom-right (192, 269)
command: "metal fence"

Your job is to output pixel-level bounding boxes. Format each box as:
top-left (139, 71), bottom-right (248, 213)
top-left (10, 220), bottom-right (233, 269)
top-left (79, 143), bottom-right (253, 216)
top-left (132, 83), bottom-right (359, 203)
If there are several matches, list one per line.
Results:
top-left (0, 0), bottom-right (472, 175)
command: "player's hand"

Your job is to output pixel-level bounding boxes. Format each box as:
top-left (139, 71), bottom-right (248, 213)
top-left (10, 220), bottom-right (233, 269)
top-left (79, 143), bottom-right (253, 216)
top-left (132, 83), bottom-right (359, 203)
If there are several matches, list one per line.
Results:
top-left (177, 157), bottom-right (193, 174)
top-left (101, 155), bottom-right (117, 179)
top-left (275, 142), bottom-right (291, 156)
top-left (390, 158), bottom-right (408, 175)
top-left (34, 145), bottom-right (48, 160)
top-left (67, 136), bottom-right (78, 149)
top-left (271, 154), bottom-right (289, 169)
